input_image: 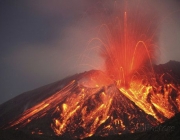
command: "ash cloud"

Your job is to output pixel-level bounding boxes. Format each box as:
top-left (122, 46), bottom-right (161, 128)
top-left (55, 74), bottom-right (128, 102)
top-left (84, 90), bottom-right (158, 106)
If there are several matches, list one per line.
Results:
top-left (0, 0), bottom-right (180, 104)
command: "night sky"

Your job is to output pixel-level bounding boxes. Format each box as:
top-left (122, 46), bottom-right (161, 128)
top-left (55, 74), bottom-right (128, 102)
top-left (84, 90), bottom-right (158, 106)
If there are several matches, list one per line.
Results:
top-left (0, 0), bottom-right (180, 104)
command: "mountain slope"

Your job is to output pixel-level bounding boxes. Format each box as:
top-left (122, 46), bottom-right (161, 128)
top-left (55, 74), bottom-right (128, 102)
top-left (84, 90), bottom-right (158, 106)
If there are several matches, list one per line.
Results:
top-left (0, 61), bottom-right (180, 139)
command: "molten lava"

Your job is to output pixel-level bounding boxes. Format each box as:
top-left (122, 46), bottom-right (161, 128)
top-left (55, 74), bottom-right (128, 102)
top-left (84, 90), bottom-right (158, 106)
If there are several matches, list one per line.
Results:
top-left (2, 69), bottom-right (180, 139)
top-left (99, 9), bottom-right (157, 87)
top-left (1, 1), bottom-right (180, 140)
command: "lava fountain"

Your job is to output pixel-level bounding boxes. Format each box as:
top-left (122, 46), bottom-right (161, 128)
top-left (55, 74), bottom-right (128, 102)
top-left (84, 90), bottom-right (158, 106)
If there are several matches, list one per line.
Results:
top-left (96, 1), bottom-right (180, 123)
top-left (98, 1), bottom-right (158, 87)
top-left (1, 1), bottom-right (180, 140)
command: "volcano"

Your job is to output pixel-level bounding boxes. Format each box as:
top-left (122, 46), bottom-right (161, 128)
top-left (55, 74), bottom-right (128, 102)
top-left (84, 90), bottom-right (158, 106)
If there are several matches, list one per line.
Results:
top-left (0, 61), bottom-right (180, 140)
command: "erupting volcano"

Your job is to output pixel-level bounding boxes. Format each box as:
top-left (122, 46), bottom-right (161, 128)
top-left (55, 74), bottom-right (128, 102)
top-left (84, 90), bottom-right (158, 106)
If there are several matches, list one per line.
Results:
top-left (1, 1), bottom-right (180, 140)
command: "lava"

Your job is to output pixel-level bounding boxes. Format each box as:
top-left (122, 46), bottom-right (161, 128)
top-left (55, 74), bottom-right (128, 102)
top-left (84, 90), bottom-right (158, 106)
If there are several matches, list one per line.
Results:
top-left (98, 4), bottom-right (157, 87)
top-left (2, 70), bottom-right (180, 139)
top-left (1, 1), bottom-right (180, 140)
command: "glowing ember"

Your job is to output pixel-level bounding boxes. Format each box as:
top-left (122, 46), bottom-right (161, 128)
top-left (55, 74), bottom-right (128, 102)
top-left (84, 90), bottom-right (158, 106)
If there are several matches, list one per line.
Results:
top-left (98, 9), bottom-right (157, 87)
top-left (1, 1), bottom-right (180, 140)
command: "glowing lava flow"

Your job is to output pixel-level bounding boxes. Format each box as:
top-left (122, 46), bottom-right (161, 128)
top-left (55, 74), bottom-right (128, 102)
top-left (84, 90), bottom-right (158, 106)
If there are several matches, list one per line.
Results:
top-left (2, 70), bottom-right (180, 139)
top-left (120, 82), bottom-right (180, 122)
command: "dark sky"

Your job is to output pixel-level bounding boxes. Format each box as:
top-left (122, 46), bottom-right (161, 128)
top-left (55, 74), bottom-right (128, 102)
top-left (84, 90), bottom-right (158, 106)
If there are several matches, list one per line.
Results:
top-left (0, 0), bottom-right (180, 104)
